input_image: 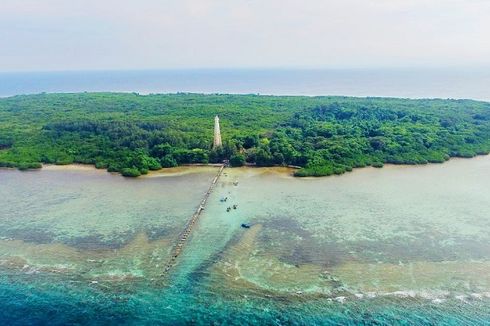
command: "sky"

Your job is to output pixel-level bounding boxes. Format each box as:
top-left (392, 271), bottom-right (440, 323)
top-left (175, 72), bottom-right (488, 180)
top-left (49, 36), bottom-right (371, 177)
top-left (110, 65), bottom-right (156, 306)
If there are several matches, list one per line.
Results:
top-left (0, 0), bottom-right (489, 72)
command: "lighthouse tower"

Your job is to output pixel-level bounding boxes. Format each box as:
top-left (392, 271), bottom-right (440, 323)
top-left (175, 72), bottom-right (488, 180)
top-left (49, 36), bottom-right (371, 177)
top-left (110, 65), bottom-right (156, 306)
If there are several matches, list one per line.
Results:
top-left (213, 115), bottom-right (222, 149)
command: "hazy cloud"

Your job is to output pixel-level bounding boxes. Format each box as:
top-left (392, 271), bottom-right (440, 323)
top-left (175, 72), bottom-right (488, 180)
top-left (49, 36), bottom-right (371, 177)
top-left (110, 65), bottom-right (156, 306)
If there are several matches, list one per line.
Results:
top-left (0, 0), bottom-right (489, 71)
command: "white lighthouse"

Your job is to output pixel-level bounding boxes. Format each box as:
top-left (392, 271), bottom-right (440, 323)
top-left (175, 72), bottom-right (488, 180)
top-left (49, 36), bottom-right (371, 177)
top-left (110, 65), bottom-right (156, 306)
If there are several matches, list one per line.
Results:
top-left (213, 115), bottom-right (222, 149)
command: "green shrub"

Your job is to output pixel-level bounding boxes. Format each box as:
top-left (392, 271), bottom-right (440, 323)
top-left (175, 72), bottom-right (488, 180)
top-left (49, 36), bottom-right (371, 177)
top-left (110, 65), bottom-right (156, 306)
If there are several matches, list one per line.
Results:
top-left (0, 161), bottom-right (16, 168)
top-left (230, 154), bottom-right (246, 167)
top-left (107, 165), bottom-right (119, 172)
top-left (255, 148), bottom-right (274, 166)
top-left (95, 162), bottom-right (108, 169)
top-left (17, 162), bottom-right (42, 171)
top-left (121, 168), bottom-right (141, 177)
top-left (333, 167), bottom-right (346, 175)
top-left (146, 158), bottom-right (161, 171)
top-left (161, 155), bottom-right (178, 168)
top-left (55, 158), bottom-right (74, 165)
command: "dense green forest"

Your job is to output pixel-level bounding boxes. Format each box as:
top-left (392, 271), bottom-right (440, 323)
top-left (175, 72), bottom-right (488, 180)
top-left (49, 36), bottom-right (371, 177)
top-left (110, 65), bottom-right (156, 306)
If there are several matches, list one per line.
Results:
top-left (0, 93), bottom-right (490, 177)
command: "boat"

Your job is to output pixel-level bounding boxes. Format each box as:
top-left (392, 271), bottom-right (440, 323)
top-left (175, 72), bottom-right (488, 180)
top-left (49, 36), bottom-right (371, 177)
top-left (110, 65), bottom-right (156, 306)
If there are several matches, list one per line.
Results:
top-left (241, 223), bottom-right (251, 228)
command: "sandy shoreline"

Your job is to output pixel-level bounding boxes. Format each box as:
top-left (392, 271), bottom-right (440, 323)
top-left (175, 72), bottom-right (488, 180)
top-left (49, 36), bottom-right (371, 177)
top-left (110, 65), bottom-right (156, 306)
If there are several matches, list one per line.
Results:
top-left (40, 163), bottom-right (221, 177)
top-left (2, 154), bottom-right (489, 179)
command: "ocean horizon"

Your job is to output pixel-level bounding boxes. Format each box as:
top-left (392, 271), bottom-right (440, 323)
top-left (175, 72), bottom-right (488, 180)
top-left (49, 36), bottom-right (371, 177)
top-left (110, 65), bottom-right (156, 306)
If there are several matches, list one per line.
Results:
top-left (1, 68), bottom-right (490, 101)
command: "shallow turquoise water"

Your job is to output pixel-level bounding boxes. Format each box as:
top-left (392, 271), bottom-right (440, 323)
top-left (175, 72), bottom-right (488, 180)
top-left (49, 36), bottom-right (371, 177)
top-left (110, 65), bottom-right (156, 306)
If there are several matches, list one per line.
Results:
top-left (1, 159), bottom-right (490, 325)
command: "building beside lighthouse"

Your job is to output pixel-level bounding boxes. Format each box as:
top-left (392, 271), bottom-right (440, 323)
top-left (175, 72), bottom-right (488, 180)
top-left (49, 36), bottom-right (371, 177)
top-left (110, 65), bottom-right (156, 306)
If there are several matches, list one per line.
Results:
top-left (213, 115), bottom-right (222, 149)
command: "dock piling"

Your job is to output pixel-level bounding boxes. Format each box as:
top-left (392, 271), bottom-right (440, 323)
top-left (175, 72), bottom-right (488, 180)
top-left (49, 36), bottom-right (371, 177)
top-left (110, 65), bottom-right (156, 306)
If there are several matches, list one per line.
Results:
top-left (161, 164), bottom-right (225, 276)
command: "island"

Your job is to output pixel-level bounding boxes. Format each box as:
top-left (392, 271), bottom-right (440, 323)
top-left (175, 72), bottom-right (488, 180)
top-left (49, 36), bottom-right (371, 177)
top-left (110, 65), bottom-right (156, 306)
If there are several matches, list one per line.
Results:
top-left (0, 93), bottom-right (489, 177)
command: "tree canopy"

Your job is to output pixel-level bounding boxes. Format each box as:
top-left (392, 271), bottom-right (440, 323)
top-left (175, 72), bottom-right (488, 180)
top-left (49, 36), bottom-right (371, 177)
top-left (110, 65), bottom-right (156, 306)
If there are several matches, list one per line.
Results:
top-left (0, 93), bottom-right (489, 177)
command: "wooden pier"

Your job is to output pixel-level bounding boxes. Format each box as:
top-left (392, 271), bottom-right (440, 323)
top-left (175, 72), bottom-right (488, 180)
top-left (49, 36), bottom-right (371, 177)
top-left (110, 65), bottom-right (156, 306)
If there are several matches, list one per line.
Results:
top-left (161, 164), bottom-right (225, 275)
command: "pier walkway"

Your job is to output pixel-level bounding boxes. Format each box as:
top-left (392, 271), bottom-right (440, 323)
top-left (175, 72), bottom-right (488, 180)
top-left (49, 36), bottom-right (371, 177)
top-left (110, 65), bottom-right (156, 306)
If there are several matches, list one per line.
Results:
top-left (162, 164), bottom-right (225, 275)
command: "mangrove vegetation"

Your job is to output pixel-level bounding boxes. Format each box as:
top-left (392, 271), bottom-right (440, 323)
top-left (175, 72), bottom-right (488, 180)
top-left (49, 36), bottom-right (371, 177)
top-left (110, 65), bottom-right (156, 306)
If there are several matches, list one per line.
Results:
top-left (0, 93), bottom-right (489, 177)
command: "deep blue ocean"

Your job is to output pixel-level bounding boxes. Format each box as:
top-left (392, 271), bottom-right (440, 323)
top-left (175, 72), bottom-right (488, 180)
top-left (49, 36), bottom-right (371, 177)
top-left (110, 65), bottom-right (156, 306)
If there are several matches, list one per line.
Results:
top-left (1, 68), bottom-right (490, 100)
